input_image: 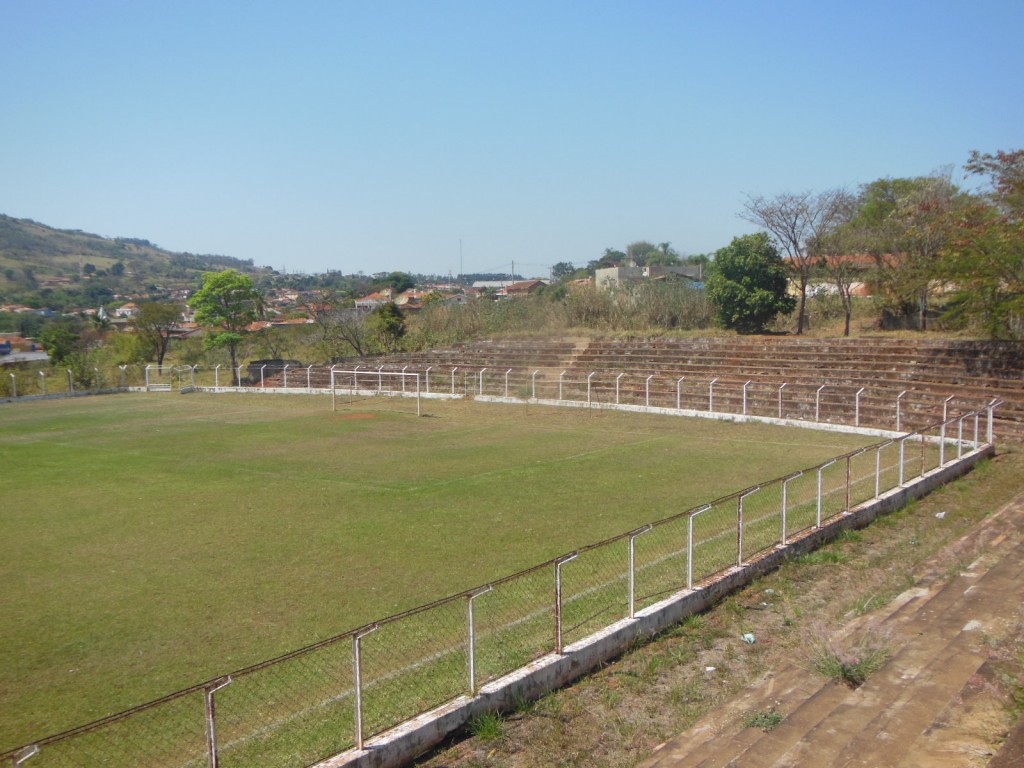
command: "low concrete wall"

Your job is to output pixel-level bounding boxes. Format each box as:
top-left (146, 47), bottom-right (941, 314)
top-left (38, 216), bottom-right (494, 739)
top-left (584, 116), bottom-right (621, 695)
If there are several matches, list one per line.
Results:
top-left (315, 443), bottom-right (994, 768)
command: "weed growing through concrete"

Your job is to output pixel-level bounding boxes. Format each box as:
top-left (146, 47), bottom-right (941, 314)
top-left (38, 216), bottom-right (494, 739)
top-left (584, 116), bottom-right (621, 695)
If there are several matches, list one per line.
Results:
top-left (805, 622), bottom-right (892, 687)
top-left (741, 707), bottom-right (784, 732)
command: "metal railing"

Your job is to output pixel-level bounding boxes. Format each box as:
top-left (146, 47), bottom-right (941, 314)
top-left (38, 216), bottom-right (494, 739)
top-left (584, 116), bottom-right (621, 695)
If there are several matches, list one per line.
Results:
top-left (1, 395), bottom-right (999, 768)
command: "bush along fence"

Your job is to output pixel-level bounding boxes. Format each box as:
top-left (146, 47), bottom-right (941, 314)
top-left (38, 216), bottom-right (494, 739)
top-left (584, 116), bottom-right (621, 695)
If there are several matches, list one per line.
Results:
top-left (1, 396), bottom-right (1002, 768)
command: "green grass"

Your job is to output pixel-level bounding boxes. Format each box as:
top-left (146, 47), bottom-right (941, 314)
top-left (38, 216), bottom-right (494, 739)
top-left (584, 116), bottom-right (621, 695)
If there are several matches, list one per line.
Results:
top-left (0, 392), bottom-right (875, 752)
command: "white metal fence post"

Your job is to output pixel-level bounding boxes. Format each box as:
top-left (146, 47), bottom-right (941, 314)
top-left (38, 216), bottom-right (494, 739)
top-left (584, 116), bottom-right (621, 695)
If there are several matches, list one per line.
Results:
top-left (778, 382), bottom-right (786, 419)
top-left (532, 370), bottom-right (539, 399)
top-left (628, 525), bottom-right (652, 619)
top-left (897, 390), bottom-right (908, 431)
top-left (738, 487), bottom-right (759, 565)
top-left (555, 554), bottom-right (579, 655)
top-left (587, 372), bottom-right (596, 405)
top-left (505, 369), bottom-right (512, 398)
top-left (451, 367), bottom-right (458, 395)
top-left (559, 371), bottom-right (566, 401)
top-left (898, 438), bottom-right (906, 486)
top-left (743, 380), bottom-right (751, 415)
top-left (467, 587), bottom-right (492, 696)
top-left (283, 364), bottom-right (290, 389)
top-left (260, 364), bottom-right (266, 388)
top-left (815, 385), bottom-right (826, 422)
top-left (353, 626), bottom-right (379, 752)
top-left (479, 368), bottom-right (487, 397)
top-left (204, 676), bottom-right (232, 768)
top-left (645, 375), bottom-right (653, 407)
top-left (782, 472), bottom-right (802, 545)
top-left (39, 370), bottom-right (46, 396)
top-left (855, 387), bottom-right (865, 427)
top-left (676, 377), bottom-right (684, 410)
top-left (709, 377), bottom-right (718, 412)
top-left (687, 505), bottom-right (711, 590)
top-left (817, 459), bottom-right (836, 527)
top-left (307, 364), bottom-right (313, 390)
top-left (425, 366), bottom-right (432, 394)
top-left (9, 373), bottom-right (15, 398)
top-left (615, 372), bottom-right (623, 404)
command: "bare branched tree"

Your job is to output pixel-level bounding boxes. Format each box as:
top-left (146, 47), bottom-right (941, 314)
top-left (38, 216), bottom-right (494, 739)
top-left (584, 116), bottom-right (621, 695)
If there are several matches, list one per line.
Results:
top-left (741, 189), bottom-right (849, 334)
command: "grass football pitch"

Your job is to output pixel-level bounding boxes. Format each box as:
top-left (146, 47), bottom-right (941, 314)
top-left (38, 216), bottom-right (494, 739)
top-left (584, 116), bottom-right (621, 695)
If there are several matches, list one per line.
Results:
top-left (0, 392), bottom-right (875, 750)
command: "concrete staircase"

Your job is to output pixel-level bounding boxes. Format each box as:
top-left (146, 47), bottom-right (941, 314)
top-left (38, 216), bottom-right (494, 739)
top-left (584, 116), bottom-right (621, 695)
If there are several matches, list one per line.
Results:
top-left (639, 493), bottom-right (1024, 768)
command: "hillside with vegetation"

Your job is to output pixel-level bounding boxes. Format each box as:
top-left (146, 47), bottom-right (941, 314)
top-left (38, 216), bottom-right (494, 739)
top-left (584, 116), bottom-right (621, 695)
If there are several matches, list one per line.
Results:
top-left (0, 214), bottom-right (263, 308)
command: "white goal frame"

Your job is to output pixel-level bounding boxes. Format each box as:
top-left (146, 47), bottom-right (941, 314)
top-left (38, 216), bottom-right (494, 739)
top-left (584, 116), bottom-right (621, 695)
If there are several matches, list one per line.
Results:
top-left (329, 367), bottom-right (422, 416)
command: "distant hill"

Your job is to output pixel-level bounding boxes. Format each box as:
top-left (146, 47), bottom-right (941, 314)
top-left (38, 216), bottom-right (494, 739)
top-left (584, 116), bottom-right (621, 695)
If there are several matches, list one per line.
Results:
top-left (0, 214), bottom-right (261, 302)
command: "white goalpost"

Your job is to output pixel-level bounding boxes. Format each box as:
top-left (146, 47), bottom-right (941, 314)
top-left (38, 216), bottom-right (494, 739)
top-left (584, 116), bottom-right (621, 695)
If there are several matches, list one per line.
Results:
top-left (329, 367), bottom-right (422, 416)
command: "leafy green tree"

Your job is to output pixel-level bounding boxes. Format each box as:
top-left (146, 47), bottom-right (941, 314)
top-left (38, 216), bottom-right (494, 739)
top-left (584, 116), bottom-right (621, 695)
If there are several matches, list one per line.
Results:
top-left (551, 261), bottom-right (578, 281)
top-left (587, 248), bottom-right (626, 274)
top-left (134, 301), bottom-right (183, 368)
top-left (370, 301), bottom-right (405, 352)
top-left (942, 150), bottom-right (1024, 338)
top-left (850, 174), bottom-right (963, 329)
top-left (626, 240), bottom-right (660, 267)
top-left (39, 319), bottom-right (82, 365)
top-left (706, 233), bottom-right (796, 333)
top-left (382, 271), bottom-right (415, 293)
top-left (190, 270), bottom-right (263, 384)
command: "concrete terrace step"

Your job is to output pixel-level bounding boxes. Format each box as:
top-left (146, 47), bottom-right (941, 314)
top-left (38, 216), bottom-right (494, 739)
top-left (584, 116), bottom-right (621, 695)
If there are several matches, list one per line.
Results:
top-left (637, 492), bottom-right (1024, 768)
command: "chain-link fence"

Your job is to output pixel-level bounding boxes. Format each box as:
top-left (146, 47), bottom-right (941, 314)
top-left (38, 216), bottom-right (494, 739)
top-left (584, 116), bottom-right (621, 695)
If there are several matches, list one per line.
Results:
top-left (1, 383), bottom-right (1001, 767)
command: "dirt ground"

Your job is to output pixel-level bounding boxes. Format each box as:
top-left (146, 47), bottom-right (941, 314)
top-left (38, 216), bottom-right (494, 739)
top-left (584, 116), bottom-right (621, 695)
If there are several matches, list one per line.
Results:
top-left (414, 448), bottom-right (1024, 768)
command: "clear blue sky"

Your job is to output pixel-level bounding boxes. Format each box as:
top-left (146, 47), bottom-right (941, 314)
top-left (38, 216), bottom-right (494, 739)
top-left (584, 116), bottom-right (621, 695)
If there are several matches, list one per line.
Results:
top-left (2, 1), bottom-right (1021, 278)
